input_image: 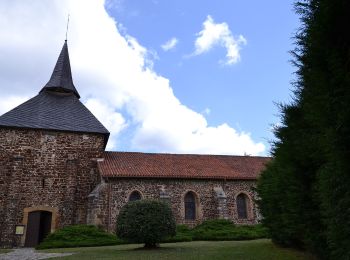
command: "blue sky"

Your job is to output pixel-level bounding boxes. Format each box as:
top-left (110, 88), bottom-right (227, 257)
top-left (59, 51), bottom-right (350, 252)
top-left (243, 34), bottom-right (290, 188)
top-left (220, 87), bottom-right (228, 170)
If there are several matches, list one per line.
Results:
top-left (0, 0), bottom-right (300, 156)
top-left (106, 0), bottom-right (299, 153)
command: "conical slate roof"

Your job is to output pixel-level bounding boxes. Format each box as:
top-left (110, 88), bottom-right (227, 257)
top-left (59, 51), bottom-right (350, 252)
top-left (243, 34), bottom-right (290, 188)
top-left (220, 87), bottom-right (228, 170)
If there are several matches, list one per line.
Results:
top-left (0, 41), bottom-right (110, 145)
top-left (40, 40), bottom-right (80, 98)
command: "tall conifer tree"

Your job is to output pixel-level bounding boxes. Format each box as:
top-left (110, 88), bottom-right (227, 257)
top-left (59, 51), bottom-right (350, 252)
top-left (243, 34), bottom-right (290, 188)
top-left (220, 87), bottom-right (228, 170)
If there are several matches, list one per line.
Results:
top-left (257, 0), bottom-right (350, 258)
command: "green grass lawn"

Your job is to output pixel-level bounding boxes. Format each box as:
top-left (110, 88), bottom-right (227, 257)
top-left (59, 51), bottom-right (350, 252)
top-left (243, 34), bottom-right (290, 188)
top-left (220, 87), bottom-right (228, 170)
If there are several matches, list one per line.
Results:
top-left (0, 249), bottom-right (12, 254)
top-left (42, 239), bottom-right (314, 260)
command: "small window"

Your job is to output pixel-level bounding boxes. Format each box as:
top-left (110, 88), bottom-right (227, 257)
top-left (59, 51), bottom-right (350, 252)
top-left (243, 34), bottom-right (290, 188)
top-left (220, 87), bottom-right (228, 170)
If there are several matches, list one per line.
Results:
top-left (129, 191), bottom-right (142, 201)
top-left (237, 193), bottom-right (248, 219)
top-left (185, 192), bottom-right (196, 220)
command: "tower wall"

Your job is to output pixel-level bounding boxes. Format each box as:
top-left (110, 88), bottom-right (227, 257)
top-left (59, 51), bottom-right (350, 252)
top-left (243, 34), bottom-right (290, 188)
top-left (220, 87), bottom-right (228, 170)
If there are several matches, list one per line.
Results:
top-left (0, 128), bottom-right (105, 247)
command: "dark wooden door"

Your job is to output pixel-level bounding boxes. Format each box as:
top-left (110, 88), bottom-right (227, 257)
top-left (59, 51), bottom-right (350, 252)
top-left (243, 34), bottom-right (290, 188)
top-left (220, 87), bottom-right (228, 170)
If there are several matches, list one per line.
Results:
top-left (24, 211), bottom-right (41, 247)
top-left (39, 211), bottom-right (52, 243)
top-left (24, 211), bottom-right (52, 247)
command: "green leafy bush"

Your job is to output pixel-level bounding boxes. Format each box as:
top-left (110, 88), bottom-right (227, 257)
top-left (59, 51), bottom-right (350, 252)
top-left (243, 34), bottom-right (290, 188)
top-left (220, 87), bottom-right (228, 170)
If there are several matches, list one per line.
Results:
top-left (191, 220), bottom-right (268, 241)
top-left (116, 200), bottom-right (176, 248)
top-left (37, 220), bottom-right (268, 249)
top-left (163, 220), bottom-right (268, 243)
top-left (37, 225), bottom-right (123, 249)
top-left (162, 225), bottom-right (193, 243)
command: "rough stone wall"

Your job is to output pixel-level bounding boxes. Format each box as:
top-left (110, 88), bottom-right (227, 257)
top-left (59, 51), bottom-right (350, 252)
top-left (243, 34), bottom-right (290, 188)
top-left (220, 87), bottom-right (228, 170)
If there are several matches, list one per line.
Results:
top-left (88, 178), bottom-right (259, 232)
top-left (0, 128), bottom-right (105, 247)
top-left (87, 181), bottom-right (109, 229)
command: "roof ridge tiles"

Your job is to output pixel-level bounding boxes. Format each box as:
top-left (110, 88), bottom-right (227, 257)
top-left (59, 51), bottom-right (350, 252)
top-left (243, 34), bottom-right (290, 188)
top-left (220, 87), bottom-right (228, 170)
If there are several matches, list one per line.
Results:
top-left (104, 150), bottom-right (270, 159)
top-left (99, 151), bottom-right (270, 180)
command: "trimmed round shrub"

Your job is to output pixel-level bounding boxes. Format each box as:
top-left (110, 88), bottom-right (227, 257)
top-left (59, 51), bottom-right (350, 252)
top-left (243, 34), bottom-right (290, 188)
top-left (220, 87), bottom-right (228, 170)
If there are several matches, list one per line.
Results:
top-left (116, 200), bottom-right (176, 248)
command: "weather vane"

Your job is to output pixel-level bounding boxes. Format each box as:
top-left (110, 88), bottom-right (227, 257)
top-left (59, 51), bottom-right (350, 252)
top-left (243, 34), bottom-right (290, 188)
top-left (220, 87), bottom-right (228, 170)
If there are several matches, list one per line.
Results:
top-left (65, 14), bottom-right (70, 41)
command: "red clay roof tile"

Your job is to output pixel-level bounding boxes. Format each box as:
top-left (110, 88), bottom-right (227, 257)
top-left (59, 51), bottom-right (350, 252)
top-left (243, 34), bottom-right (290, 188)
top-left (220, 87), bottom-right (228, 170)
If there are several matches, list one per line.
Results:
top-left (99, 151), bottom-right (270, 180)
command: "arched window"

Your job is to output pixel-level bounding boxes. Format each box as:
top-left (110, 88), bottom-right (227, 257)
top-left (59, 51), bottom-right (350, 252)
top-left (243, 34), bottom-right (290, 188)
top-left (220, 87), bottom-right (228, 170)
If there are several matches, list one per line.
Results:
top-left (184, 192), bottom-right (196, 220)
top-left (236, 193), bottom-right (248, 219)
top-left (129, 191), bottom-right (142, 201)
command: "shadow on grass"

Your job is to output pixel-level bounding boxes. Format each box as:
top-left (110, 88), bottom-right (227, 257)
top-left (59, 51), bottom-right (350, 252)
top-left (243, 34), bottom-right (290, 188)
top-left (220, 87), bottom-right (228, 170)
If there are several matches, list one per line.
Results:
top-left (132, 246), bottom-right (180, 251)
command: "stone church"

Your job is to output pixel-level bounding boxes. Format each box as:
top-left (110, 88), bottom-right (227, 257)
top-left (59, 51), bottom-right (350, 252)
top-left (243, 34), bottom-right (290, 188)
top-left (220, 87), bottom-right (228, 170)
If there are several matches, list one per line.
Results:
top-left (0, 41), bottom-right (269, 248)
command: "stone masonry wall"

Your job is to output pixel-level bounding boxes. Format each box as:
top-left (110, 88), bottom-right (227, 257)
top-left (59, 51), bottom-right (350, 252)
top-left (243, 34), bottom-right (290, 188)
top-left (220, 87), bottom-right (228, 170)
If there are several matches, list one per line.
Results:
top-left (88, 178), bottom-right (259, 233)
top-left (0, 128), bottom-right (105, 248)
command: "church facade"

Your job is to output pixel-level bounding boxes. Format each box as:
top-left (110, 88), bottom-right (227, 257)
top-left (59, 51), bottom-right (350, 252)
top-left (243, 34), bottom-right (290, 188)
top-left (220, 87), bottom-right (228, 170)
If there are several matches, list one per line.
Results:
top-left (0, 42), bottom-right (269, 248)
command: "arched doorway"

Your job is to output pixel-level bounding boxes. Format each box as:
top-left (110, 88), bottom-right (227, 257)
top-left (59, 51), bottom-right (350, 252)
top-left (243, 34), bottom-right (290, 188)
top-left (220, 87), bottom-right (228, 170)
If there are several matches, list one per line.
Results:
top-left (24, 211), bottom-right (52, 247)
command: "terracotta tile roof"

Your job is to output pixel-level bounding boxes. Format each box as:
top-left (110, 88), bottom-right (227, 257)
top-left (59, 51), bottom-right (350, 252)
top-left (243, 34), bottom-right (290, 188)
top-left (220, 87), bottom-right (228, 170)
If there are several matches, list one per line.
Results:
top-left (99, 151), bottom-right (270, 180)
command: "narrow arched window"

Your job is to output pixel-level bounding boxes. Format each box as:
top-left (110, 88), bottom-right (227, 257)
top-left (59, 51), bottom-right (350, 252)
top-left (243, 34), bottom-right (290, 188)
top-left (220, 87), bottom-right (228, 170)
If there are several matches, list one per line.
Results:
top-left (129, 191), bottom-right (142, 201)
top-left (185, 192), bottom-right (196, 220)
top-left (237, 193), bottom-right (248, 219)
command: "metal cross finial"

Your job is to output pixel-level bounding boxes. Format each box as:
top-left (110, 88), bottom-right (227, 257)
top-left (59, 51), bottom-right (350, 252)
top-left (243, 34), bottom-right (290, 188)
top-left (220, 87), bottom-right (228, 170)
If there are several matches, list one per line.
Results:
top-left (65, 14), bottom-right (70, 41)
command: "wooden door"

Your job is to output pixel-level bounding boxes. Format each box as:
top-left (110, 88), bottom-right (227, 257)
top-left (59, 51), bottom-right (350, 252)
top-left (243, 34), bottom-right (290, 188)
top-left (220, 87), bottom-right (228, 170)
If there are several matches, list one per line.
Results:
top-left (24, 211), bottom-right (41, 247)
top-left (39, 211), bottom-right (52, 243)
top-left (24, 211), bottom-right (52, 247)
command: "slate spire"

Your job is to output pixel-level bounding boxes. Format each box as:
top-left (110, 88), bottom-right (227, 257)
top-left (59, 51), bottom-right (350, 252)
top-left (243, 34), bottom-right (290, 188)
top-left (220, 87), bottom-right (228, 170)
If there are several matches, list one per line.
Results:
top-left (40, 40), bottom-right (80, 98)
top-left (0, 40), bottom-right (110, 147)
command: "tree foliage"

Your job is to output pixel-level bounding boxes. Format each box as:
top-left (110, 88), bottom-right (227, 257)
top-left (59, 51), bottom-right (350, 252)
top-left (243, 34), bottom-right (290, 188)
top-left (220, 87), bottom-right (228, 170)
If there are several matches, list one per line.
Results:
top-left (116, 200), bottom-right (176, 248)
top-left (257, 0), bottom-right (350, 259)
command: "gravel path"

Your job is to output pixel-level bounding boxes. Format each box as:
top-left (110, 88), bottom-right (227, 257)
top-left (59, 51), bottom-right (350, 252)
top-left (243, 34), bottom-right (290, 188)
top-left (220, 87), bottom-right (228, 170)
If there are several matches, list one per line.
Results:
top-left (0, 248), bottom-right (73, 260)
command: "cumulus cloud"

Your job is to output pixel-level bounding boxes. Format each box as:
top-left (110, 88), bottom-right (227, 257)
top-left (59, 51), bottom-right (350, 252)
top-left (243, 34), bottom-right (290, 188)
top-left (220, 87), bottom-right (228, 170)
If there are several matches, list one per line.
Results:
top-left (193, 15), bottom-right (247, 65)
top-left (0, 0), bottom-right (265, 155)
top-left (0, 96), bottom-right (29, 116)
top-left (85, 98), bottom-right (128, 148)
top-left (161, 37), bottom-right (178, 51)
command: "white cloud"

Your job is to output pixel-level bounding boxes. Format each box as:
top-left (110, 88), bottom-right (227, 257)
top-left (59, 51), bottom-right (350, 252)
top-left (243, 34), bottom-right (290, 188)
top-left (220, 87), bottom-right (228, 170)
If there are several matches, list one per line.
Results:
top-left (0, 96), bottom-right (29, 116)
top-left (0, 0), bottom-right (265, 155)
top-left (85, 98), bottom-right (128, 149)
top-left (193, 15), bottom-right (247, 65)
top-left (161, 37), bottom-right (178, 51)
top-left (203, 108), bottom-right (211, 115)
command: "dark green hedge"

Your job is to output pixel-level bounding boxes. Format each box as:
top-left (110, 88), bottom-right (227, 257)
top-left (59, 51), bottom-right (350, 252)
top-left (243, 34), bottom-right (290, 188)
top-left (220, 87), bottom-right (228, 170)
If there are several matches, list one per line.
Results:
top-left (164, 220), bottom-right (268, 243)
top-left (37, 220), bottom-right (268, 249)
top-left (256, 0), bottom-right (350, 258)
top-left (37, 225), bottom-right (124, 249)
